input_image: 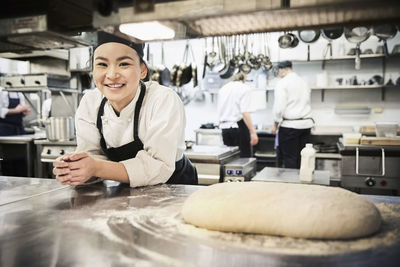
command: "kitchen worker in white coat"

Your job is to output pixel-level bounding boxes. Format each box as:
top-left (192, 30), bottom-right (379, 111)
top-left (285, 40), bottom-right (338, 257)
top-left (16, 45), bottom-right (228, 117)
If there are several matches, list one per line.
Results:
top-left (218, 72), bottom-right (258, 157)
top-left (0, 87), bottom-right (31, 136)
top-left (53, 31), bottom-right (198, 187)
top-left (271, 61), bottom-right (314, 169)
top-left (0, 86), bottom-right (31, 176)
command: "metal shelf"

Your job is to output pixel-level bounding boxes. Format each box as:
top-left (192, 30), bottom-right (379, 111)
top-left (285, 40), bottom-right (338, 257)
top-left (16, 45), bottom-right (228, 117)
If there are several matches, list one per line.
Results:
top-left (288, 54), bottom-right (386, 63)
top-left (4, 87), bottom-right (78, 93)
top-left (311, 85), bottom-right (383, 90)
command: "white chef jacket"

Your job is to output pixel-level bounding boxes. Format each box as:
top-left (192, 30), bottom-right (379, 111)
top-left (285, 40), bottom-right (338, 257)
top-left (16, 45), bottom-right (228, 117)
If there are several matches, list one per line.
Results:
top-left (273, 72), bottom-right (313, 129)
top-left (217, 81), bottom-right (254, 129)
top-left (0, 88), bottom-right (25, 119)
top-left (75, 81), bottom-right (187, 187)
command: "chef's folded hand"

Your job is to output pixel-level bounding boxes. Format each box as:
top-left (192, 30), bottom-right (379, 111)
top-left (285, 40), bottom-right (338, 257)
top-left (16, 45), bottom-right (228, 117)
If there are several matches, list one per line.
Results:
top-left (53, 152), bottom-right (97, 186)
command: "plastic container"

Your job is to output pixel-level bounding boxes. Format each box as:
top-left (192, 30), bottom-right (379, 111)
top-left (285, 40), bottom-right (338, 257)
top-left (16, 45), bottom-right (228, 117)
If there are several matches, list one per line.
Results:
top-left (299, 143), bottom-right (316, 182)
top-left (375, 122), bottom-right (398, 137)
top-left (342, 133), bottom-right (362, 145)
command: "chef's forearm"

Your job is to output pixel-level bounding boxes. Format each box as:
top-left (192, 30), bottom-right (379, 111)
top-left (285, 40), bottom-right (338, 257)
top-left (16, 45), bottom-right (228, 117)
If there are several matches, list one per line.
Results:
top-left (242, 112), bottom-right (256, 134)
top-left (94, 159), bottom-right (130, 183)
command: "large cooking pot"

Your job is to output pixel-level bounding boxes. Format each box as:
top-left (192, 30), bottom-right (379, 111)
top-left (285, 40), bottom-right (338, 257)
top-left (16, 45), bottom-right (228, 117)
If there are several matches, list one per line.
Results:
top-left (45, 117), bottom-right (75, 141)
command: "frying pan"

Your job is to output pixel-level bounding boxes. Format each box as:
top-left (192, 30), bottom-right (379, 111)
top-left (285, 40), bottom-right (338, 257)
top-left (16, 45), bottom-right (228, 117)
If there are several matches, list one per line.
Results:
top-left (159, 42), bottom-right (171, 86)
top-left (189, 44), bottom-right (198, 87)
top-left (220, 36), bottom-right (237, 79)
top-left (176, 44), bottom-right (193, 86)
top-left (298, 29), bottom-right (320, 61)
top-left (321, 27), bottom-right (343, 69)
top-left (344, 26), bottom-right (371, 70)
top-left (373, 24), bottom-right (397, 56)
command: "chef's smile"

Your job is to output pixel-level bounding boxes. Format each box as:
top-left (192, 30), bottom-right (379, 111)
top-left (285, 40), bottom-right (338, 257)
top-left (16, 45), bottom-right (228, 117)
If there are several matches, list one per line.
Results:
top-left (105, 83), bottom-right (126, 90)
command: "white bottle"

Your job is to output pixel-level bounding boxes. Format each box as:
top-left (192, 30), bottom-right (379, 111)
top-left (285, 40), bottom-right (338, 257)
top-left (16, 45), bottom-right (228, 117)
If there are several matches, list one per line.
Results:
top-left (299, 143), bottom-right (316, 183)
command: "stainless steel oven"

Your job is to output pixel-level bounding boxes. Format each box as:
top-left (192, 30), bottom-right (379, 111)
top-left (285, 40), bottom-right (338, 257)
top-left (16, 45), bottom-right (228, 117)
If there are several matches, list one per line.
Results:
top-left (339, 142), bottom-right (400, 195)
top-left (34, 139), bottom-right (76, 178)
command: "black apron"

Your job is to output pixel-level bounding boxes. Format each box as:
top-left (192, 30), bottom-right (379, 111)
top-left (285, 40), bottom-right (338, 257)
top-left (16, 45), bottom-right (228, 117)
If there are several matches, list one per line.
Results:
top-left (96, 82), bottom-right (197, 185)
top-left (221, 119), bottom-right (251, 157)
top-left (0, 94), bottom-right (25, 136)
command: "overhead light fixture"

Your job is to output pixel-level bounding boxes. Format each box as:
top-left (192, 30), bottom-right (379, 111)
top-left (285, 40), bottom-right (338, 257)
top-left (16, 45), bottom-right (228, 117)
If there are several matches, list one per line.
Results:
top-left (119, 21), bottom-right (175, 41)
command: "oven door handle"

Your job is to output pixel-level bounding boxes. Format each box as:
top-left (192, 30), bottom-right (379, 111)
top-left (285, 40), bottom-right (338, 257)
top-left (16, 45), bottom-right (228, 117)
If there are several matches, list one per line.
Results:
top-left (355, 147), bottom-right (385, 176)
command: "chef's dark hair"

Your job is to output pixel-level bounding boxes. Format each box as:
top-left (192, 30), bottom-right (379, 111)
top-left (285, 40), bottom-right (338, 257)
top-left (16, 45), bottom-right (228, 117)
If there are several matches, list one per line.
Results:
top-left (277, 61), bottom-right (292, 69)
top-left (94, 31), bottom-right (145, 60)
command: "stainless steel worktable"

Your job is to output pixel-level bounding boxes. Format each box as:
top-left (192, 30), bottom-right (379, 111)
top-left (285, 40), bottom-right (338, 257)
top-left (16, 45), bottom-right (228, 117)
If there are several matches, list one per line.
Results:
top-left (0, 176), bottom-right (399, 267)
top-left (252, 167), bottom-right (330, 185)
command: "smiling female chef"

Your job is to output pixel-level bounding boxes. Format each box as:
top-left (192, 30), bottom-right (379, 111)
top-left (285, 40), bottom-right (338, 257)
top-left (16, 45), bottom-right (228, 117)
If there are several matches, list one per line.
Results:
top-left (53, 31), bottom-right (198, 187)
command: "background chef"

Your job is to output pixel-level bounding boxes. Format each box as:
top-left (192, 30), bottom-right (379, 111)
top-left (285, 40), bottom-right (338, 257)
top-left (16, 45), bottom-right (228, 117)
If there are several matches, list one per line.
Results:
top-left (0, 85), bottom-right (31, 176)
top-left (271, 61), bottom-right (314, 169)
top-left (53, 31), bottom-right (198, 187)
top-left (217, 72), bottom-right (258, 157)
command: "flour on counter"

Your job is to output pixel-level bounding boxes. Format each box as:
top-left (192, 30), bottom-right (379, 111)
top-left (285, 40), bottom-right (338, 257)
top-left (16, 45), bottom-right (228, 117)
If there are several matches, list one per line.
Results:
top-left (62, 193), bottom-right (400, 257)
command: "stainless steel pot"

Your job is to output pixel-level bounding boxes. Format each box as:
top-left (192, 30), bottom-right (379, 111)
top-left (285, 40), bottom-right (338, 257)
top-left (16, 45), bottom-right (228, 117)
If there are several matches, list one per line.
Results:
top-left (45, 117), bottom-right (75, 141)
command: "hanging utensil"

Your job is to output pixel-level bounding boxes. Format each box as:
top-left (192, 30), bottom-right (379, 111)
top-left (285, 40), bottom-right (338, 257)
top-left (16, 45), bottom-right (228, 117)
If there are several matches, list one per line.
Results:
top-left (278, 32), bottom-right (293, 49)
top-left (202, 38), bottom-right (208, 79)
top-left (321, 27), bottom-right (343, 69)
top-left (189, 43), bottom-right (198, 87)
top-left (344, 26), bottom-right (371, 70)
top-left (220, 35), bottom-right (237, 79)
top-left (159, 42), bottom-right (171, 86)
top-left (239, 35), bottom-right (252, 74)
top-left (373, 24), bottom-right (397, 56)
top-left (298, 29), bottom-right (320, 61)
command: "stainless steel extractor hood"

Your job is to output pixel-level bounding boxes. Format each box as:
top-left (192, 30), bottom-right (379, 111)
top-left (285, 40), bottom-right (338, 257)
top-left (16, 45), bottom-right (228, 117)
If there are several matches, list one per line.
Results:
top-left (93, 0), bottom-right (400, 39)
top-left (0, 15), bottom-right (91, 53)
top-left (0, 0), bottom-right (94, 52)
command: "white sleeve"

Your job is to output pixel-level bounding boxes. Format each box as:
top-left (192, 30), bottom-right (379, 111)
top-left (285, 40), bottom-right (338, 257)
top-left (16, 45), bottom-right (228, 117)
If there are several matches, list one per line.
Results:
top-left (121, 90), bottom-right (185, 187)
top-left (273, 80), bottom-right (287, 123)
top-left (18, 93), bottom-right (25, 105)
top-left (74, 92), bottom-right (107, 160)
top-left (0, 90), bottom-right (9, 119)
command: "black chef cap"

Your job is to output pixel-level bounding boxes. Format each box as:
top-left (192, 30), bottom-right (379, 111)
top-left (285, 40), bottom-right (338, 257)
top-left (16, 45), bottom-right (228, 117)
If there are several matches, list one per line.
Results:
top-left (277, 60), bottom-right (292, 69)
top-left (95, 31), bottom-right (145, 59)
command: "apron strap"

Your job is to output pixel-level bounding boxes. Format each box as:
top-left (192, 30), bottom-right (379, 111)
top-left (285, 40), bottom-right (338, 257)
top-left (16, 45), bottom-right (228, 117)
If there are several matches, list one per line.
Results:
top-left (134, 81), bottom-right (146, 140)
top-left (96, 82), bottom-right (147, 151)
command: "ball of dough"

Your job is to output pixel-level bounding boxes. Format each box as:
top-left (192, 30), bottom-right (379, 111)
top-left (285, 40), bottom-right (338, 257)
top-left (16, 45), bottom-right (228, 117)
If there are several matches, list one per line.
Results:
top-left (182, 182), bottom-right (382, 239)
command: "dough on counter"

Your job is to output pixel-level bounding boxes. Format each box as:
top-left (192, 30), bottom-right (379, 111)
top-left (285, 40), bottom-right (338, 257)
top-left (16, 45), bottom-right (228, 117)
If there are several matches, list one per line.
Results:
top-left (181, 182), bottom-right (382, 239)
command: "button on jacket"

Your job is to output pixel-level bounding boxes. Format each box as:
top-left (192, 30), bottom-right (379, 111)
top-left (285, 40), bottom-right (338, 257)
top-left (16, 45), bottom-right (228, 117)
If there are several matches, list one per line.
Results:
top-left (75, 81), bottom-right (186, 187)
top-left (273, 72), bottom-right (313, 129)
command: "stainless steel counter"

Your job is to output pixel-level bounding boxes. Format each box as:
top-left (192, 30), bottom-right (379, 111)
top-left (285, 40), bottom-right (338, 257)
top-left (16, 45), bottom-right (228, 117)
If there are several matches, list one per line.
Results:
top-left (252, 167), bottom-right (330, 185)
top-left (0, 176), bottom-right (399, 267)
top-left (0, 176), bottom-right (67, 205)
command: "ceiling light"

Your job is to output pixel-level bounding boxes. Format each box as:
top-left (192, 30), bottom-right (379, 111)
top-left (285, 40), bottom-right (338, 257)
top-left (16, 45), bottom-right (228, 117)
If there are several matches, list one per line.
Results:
top-left (119, 21), bottom-right (175, 41)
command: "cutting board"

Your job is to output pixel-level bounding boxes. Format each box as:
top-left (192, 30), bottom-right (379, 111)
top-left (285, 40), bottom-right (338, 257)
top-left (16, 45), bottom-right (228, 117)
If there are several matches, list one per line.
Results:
top-left (360, 136), bottom-right (400, 146)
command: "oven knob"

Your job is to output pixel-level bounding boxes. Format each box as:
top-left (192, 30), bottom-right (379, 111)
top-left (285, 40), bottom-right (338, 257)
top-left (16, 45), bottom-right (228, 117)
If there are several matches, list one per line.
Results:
top-left (365, 177), bottom-right (376, 187)
top-left (46, 149), bottom-right (51, 154)
top-left (20, 78), bottom-right (25, 85)
top-left (60, 149), bottom-right (65, 155)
